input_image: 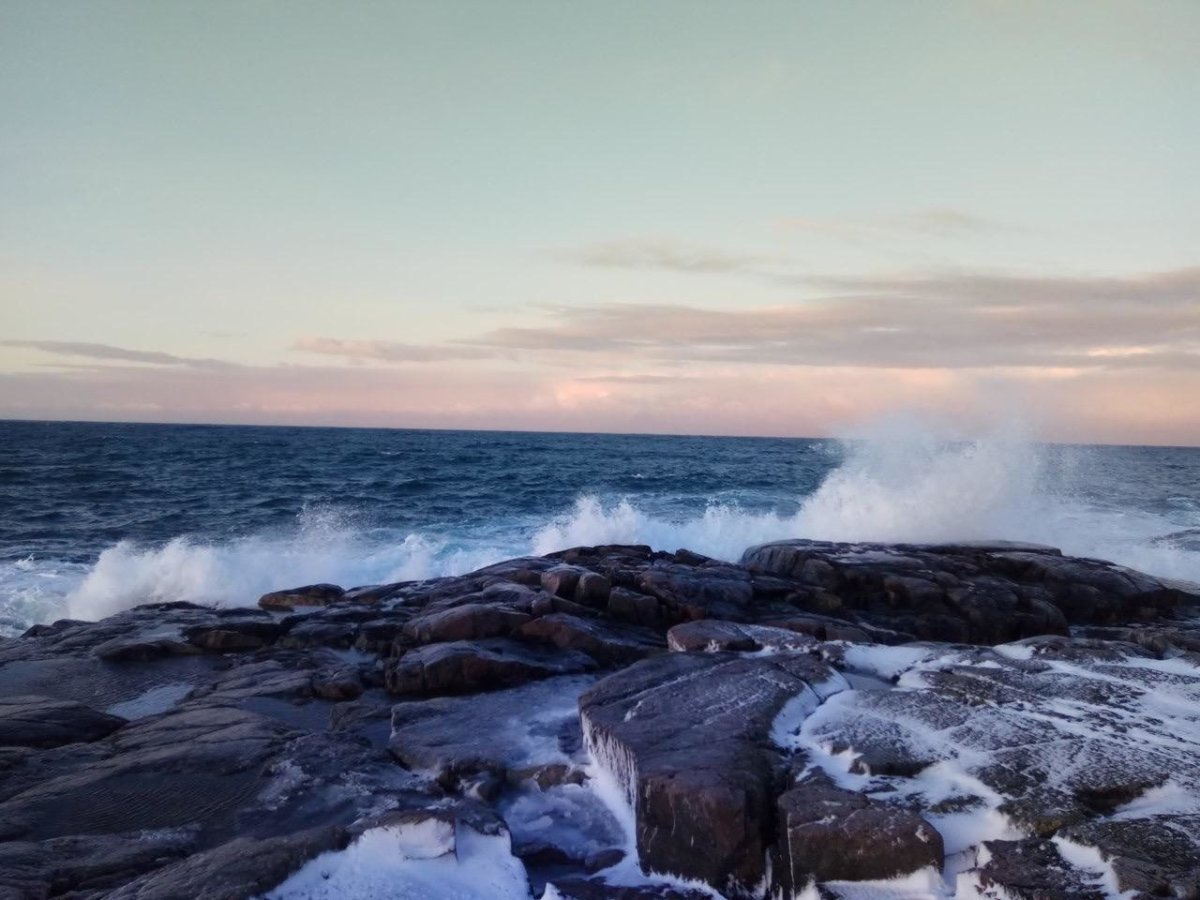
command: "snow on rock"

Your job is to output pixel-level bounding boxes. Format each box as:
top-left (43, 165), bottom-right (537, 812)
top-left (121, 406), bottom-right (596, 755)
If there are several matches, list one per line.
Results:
top-left (263, 810), bottom-right (531, 900)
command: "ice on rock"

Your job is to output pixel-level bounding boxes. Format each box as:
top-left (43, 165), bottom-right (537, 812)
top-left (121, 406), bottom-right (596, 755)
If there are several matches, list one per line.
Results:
top-left (263, 817), bottom-right (531, 900)
top-left (105, 682), bottom-right (193, 719)
top-left (795, 638), bottom-right (1200, 895)
top-left (838, 644), bottom-right (937, 682)
top-left (500, 781), bottom-right (625, 864)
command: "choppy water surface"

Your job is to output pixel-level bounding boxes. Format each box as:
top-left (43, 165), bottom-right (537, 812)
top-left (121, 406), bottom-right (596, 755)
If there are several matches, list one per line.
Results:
top-left (1, 419), bottom-right (1198, 635)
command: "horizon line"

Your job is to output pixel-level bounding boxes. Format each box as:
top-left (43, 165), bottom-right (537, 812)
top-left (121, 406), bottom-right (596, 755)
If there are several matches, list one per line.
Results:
top-left (2, 415), bottom-right (1196, 452)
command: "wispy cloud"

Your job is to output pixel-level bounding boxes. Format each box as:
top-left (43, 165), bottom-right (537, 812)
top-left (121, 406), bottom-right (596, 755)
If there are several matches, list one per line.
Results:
top-left (553, 237), bottom-right (771, 275)
top-left (2, 340), bottom-right (232, 369)
top-left (290, 336), bottom-right (498, 364)
top-left (571, 373), bottom-right (692, 384)
top-left (779, 208), bottom-right (1014, 240)
top-left (556, 212), bottom-right (1012, 278)
top-left (472, 266), bottom-right (1200, 371)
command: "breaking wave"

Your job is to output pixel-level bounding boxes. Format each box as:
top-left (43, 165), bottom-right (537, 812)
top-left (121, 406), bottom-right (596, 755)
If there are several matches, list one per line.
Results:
top-left (3, 417), bottom-right (1198, 634)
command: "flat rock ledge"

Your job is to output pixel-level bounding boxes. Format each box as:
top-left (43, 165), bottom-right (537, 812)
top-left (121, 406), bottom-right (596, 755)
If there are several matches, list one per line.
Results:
top-left (0, 539), bottom-right (1196, 899)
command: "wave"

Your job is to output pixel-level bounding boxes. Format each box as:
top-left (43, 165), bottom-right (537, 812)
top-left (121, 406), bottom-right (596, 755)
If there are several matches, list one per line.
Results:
top-left (2, 418), bottom-right (1198, 635)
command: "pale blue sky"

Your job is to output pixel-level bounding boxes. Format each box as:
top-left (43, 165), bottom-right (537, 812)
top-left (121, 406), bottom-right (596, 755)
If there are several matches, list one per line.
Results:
top-left (1, 1), bottom-right (1198, 442)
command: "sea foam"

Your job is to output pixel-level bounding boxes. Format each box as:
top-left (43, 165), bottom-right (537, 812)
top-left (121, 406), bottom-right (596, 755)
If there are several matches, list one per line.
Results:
top-left (3, 417), bottom-right (1197, 633)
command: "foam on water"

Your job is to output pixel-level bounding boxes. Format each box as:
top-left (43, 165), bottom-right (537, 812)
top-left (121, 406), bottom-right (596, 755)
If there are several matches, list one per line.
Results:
top-left (2, 417), bottom-right (1198, 633)
top-left (532, 420), bottom-right (1200, 583)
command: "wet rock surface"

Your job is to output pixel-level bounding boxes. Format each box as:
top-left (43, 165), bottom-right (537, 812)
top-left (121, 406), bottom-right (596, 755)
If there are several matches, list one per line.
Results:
top-left (0, 540), bottom-right (1196, 898)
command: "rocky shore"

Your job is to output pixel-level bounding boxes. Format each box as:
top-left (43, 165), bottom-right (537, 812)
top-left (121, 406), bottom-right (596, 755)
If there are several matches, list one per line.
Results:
top-left (1, 539), bottom-right (1198, 899)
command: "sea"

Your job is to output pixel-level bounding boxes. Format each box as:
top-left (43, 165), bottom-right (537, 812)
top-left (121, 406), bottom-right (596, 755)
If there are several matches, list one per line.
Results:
top-left (2, 418), bottom-right (1199, 638)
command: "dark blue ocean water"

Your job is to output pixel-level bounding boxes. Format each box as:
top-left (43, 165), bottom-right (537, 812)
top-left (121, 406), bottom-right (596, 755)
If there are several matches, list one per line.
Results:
top-left (2, 419), bottom-right (1199, 636)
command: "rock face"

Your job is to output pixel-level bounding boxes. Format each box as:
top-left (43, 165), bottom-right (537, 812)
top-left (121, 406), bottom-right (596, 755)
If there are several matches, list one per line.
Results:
top-left (580, 652), bottom-right (846, 896)
top-left (0, 540), bottom-right (1197, 898)
top-left (742, 540), bottom-right (1188, 642)
top-left (774, 771), bottom-right (944, 888)
top-left (0, 695), bottom-right (126, 748)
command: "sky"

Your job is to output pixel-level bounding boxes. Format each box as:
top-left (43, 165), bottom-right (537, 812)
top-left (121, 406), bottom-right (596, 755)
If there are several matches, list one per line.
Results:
top-left (1, 1), bottom-right (1198, 445)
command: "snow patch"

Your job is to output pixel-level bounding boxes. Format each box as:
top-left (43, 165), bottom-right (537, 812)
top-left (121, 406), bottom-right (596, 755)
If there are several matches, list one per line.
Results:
top-left (262, 819), bottom-right (530, 900)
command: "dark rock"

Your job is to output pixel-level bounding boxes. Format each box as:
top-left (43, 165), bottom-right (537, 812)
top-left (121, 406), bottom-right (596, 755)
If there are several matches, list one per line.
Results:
top-left (104, 826), bottom-right (350, 899)
top-left (204, 660), bottom-right (313, 701)
top-left (276, 621), bottom-right (358, 649)
top-left (580, 652), bottom-right (843, 896)
top-left (971, 838), bottom-right (1106, 900)
top-left (742, 539), bottom-right (1193, 641)
top-left (185, 613), bottom-right (283, 652)
top-left (403, 603), bottom-right (533, 644)
top-left (666, 619), bottom-right (816, 653)
top-left (548, 878), bottom-right (714, 899)
top-left (519, 613), bottom-right (664, 665)
top-left (773, 771), bottom-right (943, 889)
top-left (636, 563), bottom-right (753, 622)
top-left (575, 572), bottom-right (612, 608)
top-left (607, 588), bottom-right (662, 626)
top-left (93, 630), bottom-right (202, 661)
top-left (0, 704), bottom-right (293, 842)
top-left (0, 830), bottom-right (195, 898)
top-left (389, 675), bottom-right (594, 782)
top-left (1060, 817), bottom-right (1200, 897)
top-left (353, 614), bottom-right (414, 654)
top-left (311, 667), bottom-right (363, 701)
top-left (258, 583), bottom-right (345, 611)
top-left (3, 541), bottom-right (1198, 897)
top-left (386, 638), bottom-right (595, 697)
top-left (0, 695), bottom-right (126, 748)
top-left (542, 565), bottom-right (583, 599)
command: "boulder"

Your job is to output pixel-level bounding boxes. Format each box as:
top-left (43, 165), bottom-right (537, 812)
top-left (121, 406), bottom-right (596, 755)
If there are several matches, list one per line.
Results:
top-left (403, 603), bottom-right (532, 644)
top-left (773, 771), bottom-right (943, 889)
top-left (666, 620), bottom-right (816, 653)
top-left (0, 695), bottom-right (126, 748)
top-left (104, 826), bottom-right (350, 900)
top-left (258, 584), bottom-right (345, 611)
top-left (518, 613), bottom-right (664, 665)
top-left (0, 830), bottom-right (195, 897)
top-left (385, 638), bottom-right (595, 696)
top-left (311, 667), bottom-right (364, 701)
top-left (968, 838), bottom-right (1107, 900)
top-left (1059, 817), bottom-right (1200, 897)
top-left (636, 564), bottom-right (753, 622)
top-left (580, 652), bottom-right (843, 896)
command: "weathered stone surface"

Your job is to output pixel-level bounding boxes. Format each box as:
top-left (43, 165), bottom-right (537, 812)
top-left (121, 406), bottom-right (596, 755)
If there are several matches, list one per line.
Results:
top-left (607, 587), bottom-right (662, 626)
top-left (203, 659), bottom-right (313, 701)
top-left (403, 603), bottom-right (532, 644)
top-left (385, 638), bottom-right (595, 696)
top-left (258, 583), bottom-right (345, 611)
top-left (548, 879), bottom-right (714, 899)
top-left (184, 612), bottom-right (283, 651)
top-left (0, 704), bottom-right (292, 842)
top-left (0, 695), bottom-right (125, 748)
top-left (105, 826), bottom-right (350, 900)
top-left (0, 830), bottom-right (196, 898)
top-left (970, 838), bottom-right (1107, 900)
top-left (574, 572), bottom-right (612, 608)
top-left (773, 771), bottom-right (943, 889)
top-left (3, 541), bottom-right (1199, 897)
top-left (93, 628), bottom-right (202, 661)
top-left (580, 652), bottom-right (844, 896)
top-left (389, 675), bottom-right (594, 782)
top-left (311, 666), bottom-right (363, 701)
top-left (1059, 817), bottom-right (1200, 898)
top-left (666, 619), bottom-right (816, 653)
top-left (742, 539), bottom-right (1196, 641)
top-left (637, 563), bottom-right (753, 622)
top-left (542, 565), bottom-right (583, 599)
top-left (519, 613), bottom-right (664, 665)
